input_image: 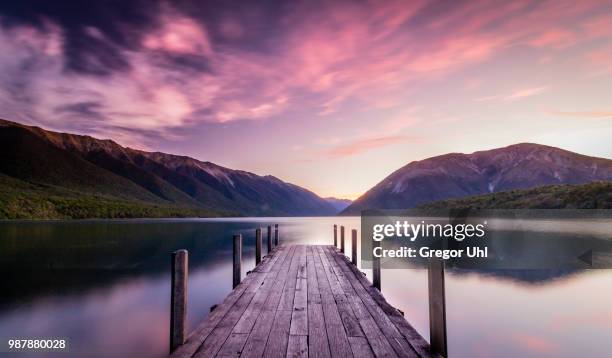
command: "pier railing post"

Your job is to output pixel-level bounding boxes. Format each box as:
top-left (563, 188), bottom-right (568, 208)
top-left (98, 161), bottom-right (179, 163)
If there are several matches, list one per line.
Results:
top-left (255, 228), bottom-right (262, 265)
top-left (351, 229), bottom-right (358, 265)
top-left (340, 226), bottom-right (345, 254)
top-left (274, 224), bottom-right (279, 246)
top-left (170, 249), bottom-right (188, 353)
top-left (267, 225), bottom-right (272, 253)
top-left (233, 234), bottom-right (242, 288)
top-left (372, 240), bottom-right (381, 290)
top-left (333, 224), bottom-right (337, 247)
top-left (428, 258), bottom-right (447, 357)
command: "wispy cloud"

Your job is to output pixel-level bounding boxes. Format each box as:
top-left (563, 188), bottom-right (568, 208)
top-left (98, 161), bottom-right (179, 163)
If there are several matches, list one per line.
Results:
top-left (325, 135), bottom-right (414, 159)
top-left (546, 110), bottom-right (612, 119)
top-left (503, 86), bottom-right (548, 101)
top-left (0, 0), bottom-right (611, 147)
top-left (475, 86), bottom-right (548, 102)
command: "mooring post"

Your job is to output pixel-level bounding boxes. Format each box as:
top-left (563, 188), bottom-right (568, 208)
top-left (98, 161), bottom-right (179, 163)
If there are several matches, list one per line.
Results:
top-left (233, 234), bottom-right (242, 288)
top-left (351, 229), bottom-right (358, 265)
top-left (340, 226), bottom-right (345, 254)
top-left (333, 224), bottom-right (337, 247)
top-left (267, 225), bottom-right (272, 253)
top-left (428, 258), bottom-right (447, 357)
top-left (372, 240), bottom-right (381, 290)
top-left (274, 224), bottom-right (279, 246)
top-left (255, 228), bottom-right (262, 265)
top-left (170, 249), bottom-right (188, 353)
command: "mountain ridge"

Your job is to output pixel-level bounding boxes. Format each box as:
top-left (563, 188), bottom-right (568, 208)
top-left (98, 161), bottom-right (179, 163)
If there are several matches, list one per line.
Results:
top-left (342, 143), bottom-right (612, 214)
top-left (0, 118), bottom-right (337, 218)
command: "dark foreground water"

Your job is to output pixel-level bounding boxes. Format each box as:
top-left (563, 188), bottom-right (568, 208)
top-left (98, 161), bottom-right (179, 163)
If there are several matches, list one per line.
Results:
top-left (0, 217), bottom-right (611, 357)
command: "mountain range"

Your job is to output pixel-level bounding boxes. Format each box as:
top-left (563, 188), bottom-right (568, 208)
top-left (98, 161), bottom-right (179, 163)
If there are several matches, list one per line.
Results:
top-left (0, 119), bottom-right (337, 218)
top-left (342, 143), bottom-right (612, 214)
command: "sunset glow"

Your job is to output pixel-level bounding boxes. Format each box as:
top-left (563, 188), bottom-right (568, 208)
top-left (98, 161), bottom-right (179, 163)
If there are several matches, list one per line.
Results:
top-left (1, 0), bottom-right (611, 199)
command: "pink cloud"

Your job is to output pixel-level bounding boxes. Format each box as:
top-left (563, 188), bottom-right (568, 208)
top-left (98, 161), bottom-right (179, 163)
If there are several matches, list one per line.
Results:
top-left (325, 135), bottom-right (413, 159)
top-left (143, 11), bottom-right (212, 55)
top-left (528, 29), bottom-right (577, 49)
top-left (503, 86), bottom-right (548, 101)
top-left (547, 110), bottom-right (612, 119)
top-left (1, 0), bottom-right (611, 147)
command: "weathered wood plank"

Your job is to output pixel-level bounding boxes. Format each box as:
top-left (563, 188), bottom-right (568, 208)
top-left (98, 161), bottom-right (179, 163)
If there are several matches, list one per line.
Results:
top-left (312, 246), bottom-right (353, 357)
top-left (232, 245), bottom-right (290, 334)
top-left (263, 310), bottom-right (292, 357)
top-left (289, 246), bottom-right (308, 336)
top-left (329, 247), bottom-right (435, 357)
top-left (306, 246), bottom-right (331, 358)
top-left (348, 337), bottom-right (375, 358)
top-left (241, 246), bottom-right (297, 358)
top-left (286, 335), bottom-right (308, 358)
top-left (318, 246), bottom-right (398, 358)
top-left (216, 333), bottom-right (247, 358)
top-left (278, 244), bottom-right (302, 311)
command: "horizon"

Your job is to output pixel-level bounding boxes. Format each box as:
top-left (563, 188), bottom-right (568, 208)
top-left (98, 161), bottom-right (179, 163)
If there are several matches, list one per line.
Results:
top-left (1, 0), bottom-right (611, 199)
top-left (3, 116), bottom-right (609, 200)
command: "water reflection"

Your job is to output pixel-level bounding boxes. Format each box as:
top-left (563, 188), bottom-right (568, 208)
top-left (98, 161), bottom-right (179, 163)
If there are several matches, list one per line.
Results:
top-left (0, 217), bottom-right (611, 357)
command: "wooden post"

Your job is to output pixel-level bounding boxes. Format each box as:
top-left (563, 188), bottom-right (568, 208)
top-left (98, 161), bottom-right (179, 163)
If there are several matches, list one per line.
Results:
top-left (372, 240), bottom-right (381, 290)
top-left (333, 224), bottom-right (337, 247)
top-left (255, 228), bottom-right (262, 265)
top-left (233, 234), bottom-right (242, 288)
top-left (428, 258), bottom-right (447, 357)
top-left (351, 229), bottom-right (358, 265)
top-left (274, 224), bottom-right (279, 246)
top-left (267, 225), bottom-right (272, 253)
top-left (340, 226), bottom-right (345, 254)
top-left (170, 249), bottom-right (188, 353)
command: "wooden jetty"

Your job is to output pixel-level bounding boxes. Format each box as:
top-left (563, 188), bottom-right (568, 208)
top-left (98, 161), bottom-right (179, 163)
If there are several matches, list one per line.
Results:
top-left (170, 225), bottom-right (444, 357)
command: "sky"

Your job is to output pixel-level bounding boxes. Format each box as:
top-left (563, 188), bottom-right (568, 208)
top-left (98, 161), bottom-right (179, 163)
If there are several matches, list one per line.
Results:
top-left (0, 0), bottom-right (611, 199)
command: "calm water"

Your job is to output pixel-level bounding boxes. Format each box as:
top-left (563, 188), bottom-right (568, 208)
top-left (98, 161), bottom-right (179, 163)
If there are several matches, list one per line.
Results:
top-left (0, 217), bottom-right (611, 357)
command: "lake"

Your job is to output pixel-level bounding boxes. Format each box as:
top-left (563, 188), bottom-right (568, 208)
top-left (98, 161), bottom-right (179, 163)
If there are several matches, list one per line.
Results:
top-left (1, 217), bottom-right (611, 357)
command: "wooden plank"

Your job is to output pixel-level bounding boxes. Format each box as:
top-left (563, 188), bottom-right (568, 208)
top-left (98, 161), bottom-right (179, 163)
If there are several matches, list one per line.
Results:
top-left (312, 246), bottom-right (353, 357)
top-left (325, 246), bottom-right (424, 358)
top-left (289, 246), bottom-right (308, 336)
top-left (216, 333), bottom-right (247, 358)
top-left (315, 246), bottom-right (364, 338)
top-left (278, 244), bottom-right (302, 311)
top-left (330, 247), bottom-right (435, 357)
top-left (241, 246), bottom-right (297, 358)
top-left (232, 245), bottom-right (290, 334)
top-left (348, 337), bottom-right (375, 358)
top-left (306, 246), bottom-right (331, 358)
top-left (286, 335), bottom-right (308, 358)
top-left (318, 246), bottom-right (398, 358)
top-left (263, 310), bottom-right (292, 357)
